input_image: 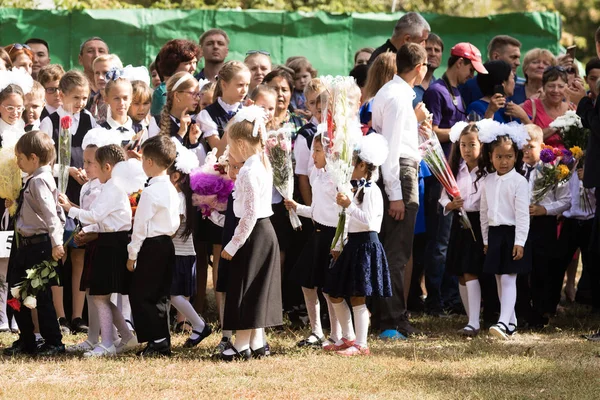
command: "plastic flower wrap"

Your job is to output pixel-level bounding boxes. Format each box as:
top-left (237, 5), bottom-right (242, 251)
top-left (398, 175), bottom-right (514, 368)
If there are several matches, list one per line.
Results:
top-left (58, 115), bottom-right (72, 194)
top-left (0, 144), bottom-right (22, 216)
top-left (265, 125), bottom-right (302, 230)
top-left (549, 110), bottom-right (590, 151)
top-left (8, 260), bottom-right (60, 311)
top-left (189, 148), bottom-right (234, 217)
top-left (319, 75), bottom-right (364, 249)
top-left (419, 133), bottom-right (476, 241)
top-left (531, 144), bottom-right (581, 204)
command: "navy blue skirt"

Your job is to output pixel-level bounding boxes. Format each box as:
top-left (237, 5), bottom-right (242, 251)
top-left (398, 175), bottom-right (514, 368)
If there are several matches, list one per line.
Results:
top-left (483, 225), bottom-right (532, 275)
top-left (446, 211), bottom-right (485, 276)
top-left (170, 255), bottom-right (197, 297)
top-left (324, 231), bottom-right (392, 298)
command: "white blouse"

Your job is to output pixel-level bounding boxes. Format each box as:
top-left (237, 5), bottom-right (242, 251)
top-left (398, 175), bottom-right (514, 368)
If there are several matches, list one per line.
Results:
top-left (563, 172), bottom-right (596, 220)
top-left (480, 168), bottom-right (530, 247)
top-left (39, 106), bottom-right (98, 138)
top-left (296, 167), bottom-right (339, 227)
top-left (127, 175), bottom-right (180, 260)
top-left (224, 153), bottom-right (273, 256)
top-left (77, 178), bottom-right (103, 232)
top-left (68, 178), bottom-right (131, 234)
top-left (197, 97), bottom-right (241, 138)
top-left (526, 162), bottom-right (571, 216)
top-left (347, 184), bottom-right (384, 234)
top-left (439, 161), bottom-right (483, 214)
top-left (104, 115), bottom-right (136, 143)
top-left (0, 118), bottom-right (25, 146)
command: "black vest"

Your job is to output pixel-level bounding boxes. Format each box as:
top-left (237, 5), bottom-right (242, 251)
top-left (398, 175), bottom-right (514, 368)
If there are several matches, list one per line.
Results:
top-left (296, 121), bottom-right (318, 150)
top-left (202, 101), bottom-right (239, 153)
top-left (153, 115), bottom-right (200, 150)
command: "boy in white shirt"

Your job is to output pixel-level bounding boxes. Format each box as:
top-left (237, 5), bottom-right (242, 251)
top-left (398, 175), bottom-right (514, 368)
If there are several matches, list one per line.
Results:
top-left (127, 135), bottom-right (180, 357)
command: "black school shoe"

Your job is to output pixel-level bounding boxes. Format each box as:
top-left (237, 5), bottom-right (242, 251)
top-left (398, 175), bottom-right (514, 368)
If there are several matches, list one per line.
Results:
top-left (36, 343), bottom-right (66, 357)
top-left (58, 318), bottom-right (72, 335)
top-left (3, 340), bottom-right (37, 356)
top-left (137, 340), bottom-right (172, 357)
top-left (70, 318), bottom-right (89, 334)
top-left (183, 324), bottom-right (212, 348)
top-left (219, 347), bottom-right (252, 362)
top-left (251, 343), bottom-right (271, 359)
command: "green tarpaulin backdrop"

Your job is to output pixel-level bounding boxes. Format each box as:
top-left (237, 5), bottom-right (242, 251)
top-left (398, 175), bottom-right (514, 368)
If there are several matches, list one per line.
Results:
top-left (0, 9), bottom-right (562, 76)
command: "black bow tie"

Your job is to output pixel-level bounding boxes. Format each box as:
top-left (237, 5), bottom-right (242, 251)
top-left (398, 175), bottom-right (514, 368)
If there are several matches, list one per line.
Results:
top-left (144, 177), bottom-right (151, 187)
top-left (25, 124), bottom-right (35, 132)
top-left (350, 178), bottom-right (371, 189)
top-left (117, 126), bottom-right (128, 132)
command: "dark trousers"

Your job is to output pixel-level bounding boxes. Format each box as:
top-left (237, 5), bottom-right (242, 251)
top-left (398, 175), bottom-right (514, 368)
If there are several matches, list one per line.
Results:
top-left (9, 239), bottom-right (62, 349)
top-left (130, 236), bottom-right (175, 343)
top-left (375, 161), bottom-right (419, 330)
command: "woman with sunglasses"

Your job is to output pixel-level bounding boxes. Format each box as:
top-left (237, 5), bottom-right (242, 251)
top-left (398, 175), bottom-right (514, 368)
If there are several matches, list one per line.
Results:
top-left (4, 44), bottom-right (34, 76)
top-left (522, 66), bottom-right (576, 149)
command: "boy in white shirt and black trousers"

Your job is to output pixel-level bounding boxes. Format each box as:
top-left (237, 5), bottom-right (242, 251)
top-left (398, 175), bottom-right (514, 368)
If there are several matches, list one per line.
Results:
top-left (4, 131), bottom-right (66, 356)
top-left (127, 135), bottom-right (180, 357)
top-left (521, 125), bottom-right (570, 329)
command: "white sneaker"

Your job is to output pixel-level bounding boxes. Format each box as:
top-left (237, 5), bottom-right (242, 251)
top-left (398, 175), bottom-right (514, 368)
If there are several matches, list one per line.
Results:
top-left (83, 344), bottom-right (116, 358)
top-left (67, 339), bottom-right (97, 353)
top-left (116, 335), bottom-right (139, 354)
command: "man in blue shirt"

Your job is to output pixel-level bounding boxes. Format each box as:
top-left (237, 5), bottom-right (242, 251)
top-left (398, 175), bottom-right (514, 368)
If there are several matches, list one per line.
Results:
top-left (460, 35), bottom-right (526, 106)
top-left (413, 34), bottom-right (444, 108)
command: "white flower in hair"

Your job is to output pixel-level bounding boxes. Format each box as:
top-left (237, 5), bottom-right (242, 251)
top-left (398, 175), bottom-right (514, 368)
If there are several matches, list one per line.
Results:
top-left (170, 137), bottom-right (200, 174)
top-left (198, 78), bottom-right (210, 91)
top-left (230, 105), bottom-right (267, 142)
top-left (449, 121), bottom-right (469, 143)
top-left (503, 121), bottom-right (530, 150)
top-left (356, 133), bottom-right (389, 167)
top-left (112, 159), bottom-right (147, 194)
top-left (121, 65), bottom-right (151, 87)
top-left (81, 128), bottom-right (123, 150)
top-left (0, 68), bottom-right (34, 94)
top-left (475, 118), bottom-right (503, 144)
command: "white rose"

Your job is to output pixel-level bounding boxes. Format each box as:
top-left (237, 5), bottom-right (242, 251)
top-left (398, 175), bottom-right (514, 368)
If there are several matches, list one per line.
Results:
top-left (10, 286), bottom-right (20, 298)
top-left (23, 296), bottom-right (37, 309)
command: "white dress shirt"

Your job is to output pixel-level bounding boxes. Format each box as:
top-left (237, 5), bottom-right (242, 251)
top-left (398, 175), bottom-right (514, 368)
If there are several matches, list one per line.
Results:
top-left (147, 117), bottom-right (160, 138)
top-left (347, 184), bottom-right (384, 233)
top-left (563, 173), bottom-right (596, 220)
top-left (69, 178), bottom-right (132, 234)
top-left (0, 118), bottom-right (25, 146)
top-left (293, 117), bottom-right (319, 176)
top-left (296, 167), bottom-right (339, 227)
top-left (127, 175), bottom-right (180, 260)
top-left (372, 75), bottom-right (420, 201)
top-left (439, 161), bottom-right (483, 215)
top-left (526, 162), bottom-right (571, 216)
top-left (198, 97), bottom-right (242, 138)
top-left (480, 169), bottom-right (530, 246)
top-left (224, 153), bottom-right (274, 256)
top-left (44, 105), bottom-right (58, 115)
top-left (78, 178), bottom-right (103, 232)
top-left (39, 106), bottom-right (98, 138)
top-left (104, 115), bottom-right (136, 143)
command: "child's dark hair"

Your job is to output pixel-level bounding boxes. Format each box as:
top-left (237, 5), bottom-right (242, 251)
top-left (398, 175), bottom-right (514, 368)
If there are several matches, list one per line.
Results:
top-left (16, 130), bottom-right (56, 165)
top-left (0, 84), bottom-right (24, 104)
top-left (448, 123), bottom-right (482, 190)
top-left (95, 144), bottom-right (126, 167)
top-left (354, 155), bottom-right (377, 205)
top-left (477, 135), bottom-right (524, 182)
top-left (168, 163), bottom-right (195, 240)
top-left (141, 135), bottom-right (177, 169)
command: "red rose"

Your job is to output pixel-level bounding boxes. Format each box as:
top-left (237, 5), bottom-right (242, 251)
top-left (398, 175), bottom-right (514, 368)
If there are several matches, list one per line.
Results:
top-left (7, 298), bottom-right (21, 312)
top-left (60, 115), bottom-right (73, 130)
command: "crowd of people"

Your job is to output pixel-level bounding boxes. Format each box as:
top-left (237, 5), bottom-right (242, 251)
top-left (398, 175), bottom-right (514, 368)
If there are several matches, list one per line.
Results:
top-left (0, 10), bottom-right (598, 360)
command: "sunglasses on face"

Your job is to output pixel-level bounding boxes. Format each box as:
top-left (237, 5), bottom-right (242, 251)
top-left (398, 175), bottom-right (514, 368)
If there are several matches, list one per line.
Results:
top-left (545, 65), bottom-right (566, 73)
top-left (246, 50), bottom-right (271, 56)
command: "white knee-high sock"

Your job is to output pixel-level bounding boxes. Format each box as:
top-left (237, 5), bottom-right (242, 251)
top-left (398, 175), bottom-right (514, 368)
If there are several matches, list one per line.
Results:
top-left (352, 304), bottom-right (369, 348)
top-left (233, 329), bottom-right (251, 352)
top-left (94, 295), bottom-right (116, 348)
top-left (459, 284), bottom-right (469, 315)
top-left (498, 274), bottom-right (517, 326)
top-left (86, 291), bottom-right (100, 344)
top-left (171, 295), bottom-right (206, 340)
top-left (466, 280), bottom-right (481, 330)
top-left (249, 328), bottom-right (264, 350)
top-left (324, 294), bottom-right (341, 342)
top-left (331, 301), bottom-right (355, 344)
top-left (109, 301), bottom-right (133, 343)
top-left (302, 287), bottom-right (323, 338)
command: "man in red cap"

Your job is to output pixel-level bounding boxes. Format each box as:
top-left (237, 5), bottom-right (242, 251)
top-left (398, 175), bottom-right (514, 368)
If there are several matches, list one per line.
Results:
top-left (421, 42), bottom-right (487, 318)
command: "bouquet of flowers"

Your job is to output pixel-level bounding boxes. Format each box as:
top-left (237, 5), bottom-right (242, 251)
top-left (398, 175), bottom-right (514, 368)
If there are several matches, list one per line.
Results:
top-left (531, 145), bottom-right (582, 204)
top-left (419, 133), bottom-right (476, 241)
top-left (58, 115), bottom-right (72, 194)
top-left (129, 190), bottom-right (142, 218)
top-left (190, 148), bottom-right (234, 217)
top-left (8, 259), bottom-right (60, 311)
top-left (266, 126), bottom-right (302, 230)
top-left (0, 144), bottom-right (22, 216)
top-left (319, 75), bottom-right (364, 249)
top-left (549, 110), bottom-right (590, 151)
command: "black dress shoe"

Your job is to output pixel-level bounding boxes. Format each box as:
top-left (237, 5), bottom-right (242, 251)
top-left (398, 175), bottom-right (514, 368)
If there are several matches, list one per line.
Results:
top-left (220, 347), bottom-right (251, 362)
top-left (71, 318), bottom-right (89, 334)
top-left (3, 340), bottom-right (37, 356)
top-left (36, 343), bottom-right (66, 357)
top-left (183, 324), bottom-right (212, 348)
top-left (138, 340), bottom-right (171, 357)
top-left (251, 344), bottom-right (271, 359)
top-left (58, 318), bottom-right (72, 335)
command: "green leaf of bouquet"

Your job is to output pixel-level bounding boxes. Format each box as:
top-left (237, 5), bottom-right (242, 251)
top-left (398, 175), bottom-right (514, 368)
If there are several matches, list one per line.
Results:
top-left (31, 278), bottom-right (40, 288)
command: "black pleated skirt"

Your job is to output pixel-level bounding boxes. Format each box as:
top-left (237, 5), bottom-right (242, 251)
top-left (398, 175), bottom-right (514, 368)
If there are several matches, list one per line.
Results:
top-left (223, 218), bottom-right (282, 330)
top-left (88, 231), bottom-right (131, 295)
top-left (170, 255), bottom-right (197, 297)
top-left (291, 222), bottom-right (336, 289)
top-left (80, 239), bottom-right (98, 291)
top-left (324, 231), bottom-right (392, 298)
top-left (446, 211), bottom-right (485, 276)
top-left (483, 225), bottom-right (532, 275)
top-left (194, 210), bottom-right (224, 245)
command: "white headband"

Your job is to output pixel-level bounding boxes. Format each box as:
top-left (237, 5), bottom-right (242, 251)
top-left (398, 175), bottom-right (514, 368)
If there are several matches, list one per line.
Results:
top-left (231, 105), bottom-right (267, 142)
top-left (0, 68), bottom-right (34, 94)
top-left (170, 137), bottom-right (200, 174)
top-left (172, 73), bottom-right (195, 92)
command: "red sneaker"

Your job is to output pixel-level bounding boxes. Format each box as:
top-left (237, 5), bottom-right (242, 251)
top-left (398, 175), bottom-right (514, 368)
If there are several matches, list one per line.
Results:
top-left (336, 344), bottom-right (370, 356)
top-left (323, 337), bottom-right (355, 352)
